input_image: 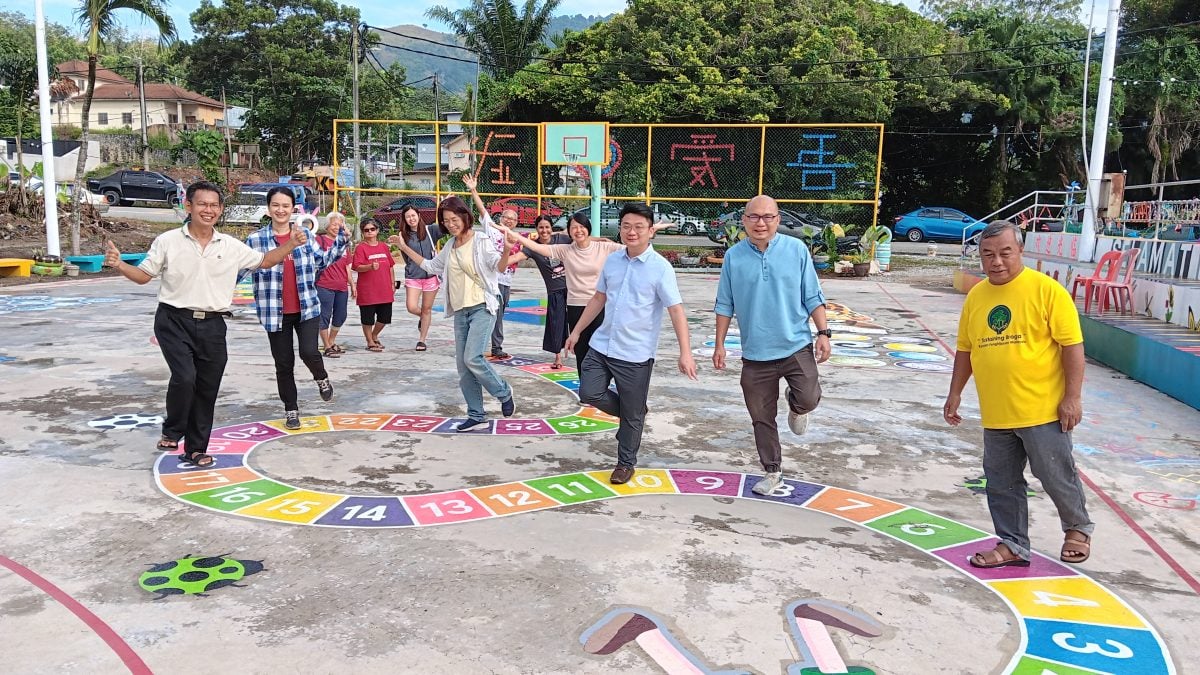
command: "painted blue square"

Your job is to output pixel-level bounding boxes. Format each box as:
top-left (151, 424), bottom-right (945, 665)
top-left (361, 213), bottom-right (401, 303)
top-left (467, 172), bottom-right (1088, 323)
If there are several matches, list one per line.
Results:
top-left (556, 379), bottom-right (581, 391)
top-left (1024, 618), bottom-right (1169, 674)
top-left (433, 418), bottom-right (494, 434)
top-left (314, 497), bottom-right (414, 527)
top-left (741, 477), bottom-right (823, 507)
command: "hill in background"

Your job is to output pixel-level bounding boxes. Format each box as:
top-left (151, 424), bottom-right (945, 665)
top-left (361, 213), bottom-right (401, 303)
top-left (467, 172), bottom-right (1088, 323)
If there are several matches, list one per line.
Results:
top-left (373, 14), bottom-right (613, 92)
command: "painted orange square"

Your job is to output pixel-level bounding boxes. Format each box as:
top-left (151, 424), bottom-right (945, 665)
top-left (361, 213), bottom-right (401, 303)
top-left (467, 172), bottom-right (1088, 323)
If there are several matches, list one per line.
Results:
top-left (805, 487), bottom-right (905, 522)
top-left (577, 406), bottom-right (619, 423)
top-left (160, 467), bottom-right (260, 495)
top-left (329, 414), bottom-right (393, 431)
top-left (470, 482), bottom-right (560, 515)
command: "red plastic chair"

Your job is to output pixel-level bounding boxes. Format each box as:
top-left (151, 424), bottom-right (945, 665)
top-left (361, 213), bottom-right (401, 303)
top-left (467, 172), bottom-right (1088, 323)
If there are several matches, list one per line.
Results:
top-left (1096, 248), bottom-right (1140, 314)
top-left (1070, 250), bottom-right (1121, 314)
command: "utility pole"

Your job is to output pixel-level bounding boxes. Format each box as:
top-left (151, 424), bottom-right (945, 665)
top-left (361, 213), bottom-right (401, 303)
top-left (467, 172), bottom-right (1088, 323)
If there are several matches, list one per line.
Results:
top-left (137, 57), bottom-right (149, 168)
top-left (351, 20), bottom-right (362, 218)
top-left (432, 73), bottom-right (440, 124)
top-left (34, 0), bottom-right (60, 257)
top-left (221, 86), bottom-right (233, 187)
top-left (1080, 0), bottom-right (1122, 262)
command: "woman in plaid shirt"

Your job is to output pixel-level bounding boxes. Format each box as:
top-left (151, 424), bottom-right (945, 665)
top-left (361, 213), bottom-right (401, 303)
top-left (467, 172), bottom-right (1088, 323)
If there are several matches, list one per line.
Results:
top-left (244, 186), bottom-right (349, 429)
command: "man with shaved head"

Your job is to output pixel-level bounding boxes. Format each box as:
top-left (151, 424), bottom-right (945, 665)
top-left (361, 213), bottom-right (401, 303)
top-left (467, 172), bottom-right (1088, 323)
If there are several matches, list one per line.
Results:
top-left (713, 195), bottom-right (832, 495)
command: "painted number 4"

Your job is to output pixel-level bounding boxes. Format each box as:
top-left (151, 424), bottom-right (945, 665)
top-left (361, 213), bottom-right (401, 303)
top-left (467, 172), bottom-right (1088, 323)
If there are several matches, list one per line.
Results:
top-left (341, 504), bottom-right (389, 521)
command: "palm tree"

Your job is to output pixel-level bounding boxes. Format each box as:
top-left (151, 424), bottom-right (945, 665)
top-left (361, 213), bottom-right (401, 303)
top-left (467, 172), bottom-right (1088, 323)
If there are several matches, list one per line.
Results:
top-left (425, 0), bottom-right (562, 80)
top-left (70, 0), bottom-right (175, 255)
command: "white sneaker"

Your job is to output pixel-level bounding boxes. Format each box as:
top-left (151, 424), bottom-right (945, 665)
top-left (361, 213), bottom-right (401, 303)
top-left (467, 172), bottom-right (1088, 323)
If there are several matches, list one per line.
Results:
top-left (752, 472), bottom-right (783, 496)
top-left (785, 387), bottom-right (809, 435)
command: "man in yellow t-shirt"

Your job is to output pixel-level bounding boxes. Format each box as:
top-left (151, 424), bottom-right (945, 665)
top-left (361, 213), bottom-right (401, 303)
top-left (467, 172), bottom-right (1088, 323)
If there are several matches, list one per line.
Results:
top-left (944, 220), bottom-right (1093, 569)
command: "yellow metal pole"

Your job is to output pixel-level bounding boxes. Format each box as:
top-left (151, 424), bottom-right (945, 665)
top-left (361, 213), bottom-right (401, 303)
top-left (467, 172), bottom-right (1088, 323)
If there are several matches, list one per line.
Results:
top-left (537, 122), bottom-right (544, 211)
top-left (757, 126), bottom-right (767, 195)
top-left (332, 119), bottom-right (339, 214)
top-left (644, 125), bottom-right (653, 204)
top-left (872, 124), bottom-right (885, 229)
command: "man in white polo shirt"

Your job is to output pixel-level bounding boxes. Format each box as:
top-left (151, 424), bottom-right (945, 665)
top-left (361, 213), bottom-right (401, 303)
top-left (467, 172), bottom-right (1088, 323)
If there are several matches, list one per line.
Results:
top-left (105, 180), bottom-right (304, 468)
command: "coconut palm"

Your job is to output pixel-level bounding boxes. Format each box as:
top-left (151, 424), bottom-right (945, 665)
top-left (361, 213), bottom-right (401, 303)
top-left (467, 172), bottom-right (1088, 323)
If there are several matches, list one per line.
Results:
top-left (70, 0), bottom-right (175, 255)
top-left (425, 0), bottom-right (562, 79)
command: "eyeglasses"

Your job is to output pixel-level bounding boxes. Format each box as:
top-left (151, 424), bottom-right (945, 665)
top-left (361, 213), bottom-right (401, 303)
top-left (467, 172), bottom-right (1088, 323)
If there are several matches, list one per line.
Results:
top-left (361, 227), bottom-right (377, 233)
top-left (743, 214), bottom-right (780, 223)
top-left (619, 224), bottom-right (651, 232)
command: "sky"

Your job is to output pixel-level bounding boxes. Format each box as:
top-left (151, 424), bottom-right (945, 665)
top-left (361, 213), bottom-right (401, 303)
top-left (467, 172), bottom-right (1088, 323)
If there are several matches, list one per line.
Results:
top-left (31, 0), bottom-right (1113, 43)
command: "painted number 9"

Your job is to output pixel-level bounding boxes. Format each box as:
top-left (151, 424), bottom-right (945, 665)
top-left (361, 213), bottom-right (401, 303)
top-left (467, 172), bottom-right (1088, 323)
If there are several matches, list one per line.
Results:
top-left (695, 476), bottom-right (724, 490)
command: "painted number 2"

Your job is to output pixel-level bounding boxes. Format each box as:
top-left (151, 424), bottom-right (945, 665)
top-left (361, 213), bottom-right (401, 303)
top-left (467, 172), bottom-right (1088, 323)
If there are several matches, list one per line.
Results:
top-left (488, 491), bottom-right (537, 508)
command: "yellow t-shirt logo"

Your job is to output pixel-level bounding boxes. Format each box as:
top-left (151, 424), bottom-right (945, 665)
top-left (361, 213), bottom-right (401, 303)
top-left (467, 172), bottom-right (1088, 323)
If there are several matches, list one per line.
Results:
top-left (987, 305), bottom-right (1012, 335)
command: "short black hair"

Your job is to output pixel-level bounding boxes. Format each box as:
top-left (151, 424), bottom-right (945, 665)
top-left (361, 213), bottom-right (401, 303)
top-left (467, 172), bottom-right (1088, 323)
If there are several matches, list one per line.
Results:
top-left (266, 185), bottom-right (296, 206)
top-left (186, 180), bottom-right (224, 204)
top-left (619, 202), bottom-right (654, 224)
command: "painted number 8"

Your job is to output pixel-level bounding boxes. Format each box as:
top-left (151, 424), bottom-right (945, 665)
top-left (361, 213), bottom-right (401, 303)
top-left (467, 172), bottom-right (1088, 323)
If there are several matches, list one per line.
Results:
top-left (1052, 632), bottom-right (1133, 659)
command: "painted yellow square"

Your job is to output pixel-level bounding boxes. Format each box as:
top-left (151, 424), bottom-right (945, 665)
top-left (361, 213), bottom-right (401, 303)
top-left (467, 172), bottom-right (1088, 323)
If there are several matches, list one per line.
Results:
top-left (585, 469), bottom-right (677, 495)
top-left (988, 577), bottom-right (1146, 628)
top-left (262, 415), bottom-right (332, 434)
top-left (237, 490), bottom-right (343, 523)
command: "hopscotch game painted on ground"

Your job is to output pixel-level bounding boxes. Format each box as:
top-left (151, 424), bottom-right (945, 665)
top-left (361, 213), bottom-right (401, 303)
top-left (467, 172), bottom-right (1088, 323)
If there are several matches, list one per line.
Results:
top-left (692, 302), bottom-right (952, 373)
top-left (150, 359), bottom-right (1173, 673)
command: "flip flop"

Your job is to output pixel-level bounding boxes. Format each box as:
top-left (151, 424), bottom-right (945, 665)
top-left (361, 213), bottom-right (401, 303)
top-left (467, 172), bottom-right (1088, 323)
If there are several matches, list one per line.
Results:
top-left (367, 344), bottom-right (384, 352)
top-left (1061, 531), bottom-right (1091, 564)
top-left (182, 451), bottom-right (214, 468)
top-left (156, 436), bottom-right (178, 451)
top-left (415, 342), bottom-right (427, 351)
top-left (968, 544), bottom-right (1030, 569)
top-left (323, 347), bottom-right (341, 358)
top-left (551, 362), bottom-right (563, 369)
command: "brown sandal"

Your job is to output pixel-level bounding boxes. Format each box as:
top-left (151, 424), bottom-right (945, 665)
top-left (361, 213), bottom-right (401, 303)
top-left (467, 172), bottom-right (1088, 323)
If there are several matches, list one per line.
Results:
top-left (1061, 531), bottom-right (1091, 564)
top-left (156, 436), bottom-right (178, 451)
top-left (969, 543), bottom-right (1030, 568)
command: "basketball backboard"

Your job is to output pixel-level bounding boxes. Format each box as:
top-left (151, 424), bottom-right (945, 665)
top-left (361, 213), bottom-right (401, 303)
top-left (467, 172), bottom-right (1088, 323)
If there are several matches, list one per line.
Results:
top-left (541, 122), bottom-right (609, 165)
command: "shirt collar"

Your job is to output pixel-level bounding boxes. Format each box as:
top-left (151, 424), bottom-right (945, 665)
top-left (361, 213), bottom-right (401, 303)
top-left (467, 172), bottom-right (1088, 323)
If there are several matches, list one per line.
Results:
top-left (624, 244), bottom-right (655, 262)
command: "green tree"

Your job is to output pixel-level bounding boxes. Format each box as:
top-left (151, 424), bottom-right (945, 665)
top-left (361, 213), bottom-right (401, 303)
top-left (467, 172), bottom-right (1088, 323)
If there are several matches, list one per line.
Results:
top-left (70, 0), bottom-right (176, 255)
top-left (425, 0), bottom-right (563, 79)
top-left (920, 0), bottom-right (1081, 22)
top-left (0, 35), bottom-right (39, 213)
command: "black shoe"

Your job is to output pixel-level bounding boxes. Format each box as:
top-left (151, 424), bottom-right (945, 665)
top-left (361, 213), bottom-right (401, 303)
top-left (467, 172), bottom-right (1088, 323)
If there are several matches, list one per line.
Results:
top-left (316, 378), bottom-right (334, 402)
top-left (491, 349), bottom-right (510, 359)
top-left (501, 395), bottom-right (515, 417)
top-left (456, 418), bottom-right (489, 433)
top-left (284, 410), bottom-right (301, 430)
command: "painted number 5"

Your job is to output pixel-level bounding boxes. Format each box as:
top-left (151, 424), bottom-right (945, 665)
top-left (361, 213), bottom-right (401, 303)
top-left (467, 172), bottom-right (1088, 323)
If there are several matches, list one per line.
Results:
top-left (1052, 632), bottom-right (1133, 659)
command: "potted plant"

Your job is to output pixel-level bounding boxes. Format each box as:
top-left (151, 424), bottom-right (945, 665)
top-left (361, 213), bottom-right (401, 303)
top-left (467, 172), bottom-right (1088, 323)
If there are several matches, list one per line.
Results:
top-left (680, 246), bottom-right (705, 266)
top-left (31, 247), bottom-right (64, 276)
top-left (848, 251), bottom-right (873, 277)
top-left (661, 249), bottom-right (682, 267)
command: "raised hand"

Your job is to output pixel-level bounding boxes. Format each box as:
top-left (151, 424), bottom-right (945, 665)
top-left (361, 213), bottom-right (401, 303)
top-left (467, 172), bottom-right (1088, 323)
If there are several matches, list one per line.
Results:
top-left (290, 225), bottom-right (308, 248)
top-left (103, 240), bottom-right (121, 267)
top-left (462, 174), bottom-right (478, 191)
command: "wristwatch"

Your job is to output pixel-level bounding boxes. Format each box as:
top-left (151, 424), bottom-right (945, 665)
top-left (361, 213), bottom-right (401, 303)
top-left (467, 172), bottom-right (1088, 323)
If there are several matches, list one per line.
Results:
top-left (816, 328), bottom-right (833, 338)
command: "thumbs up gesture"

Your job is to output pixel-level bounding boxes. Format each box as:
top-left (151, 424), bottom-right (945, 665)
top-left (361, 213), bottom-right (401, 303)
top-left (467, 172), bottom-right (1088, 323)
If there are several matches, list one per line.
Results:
top-left (290, 223), bottom-right (308, 248)
top-left (103, 240), bottom-right (121, 268)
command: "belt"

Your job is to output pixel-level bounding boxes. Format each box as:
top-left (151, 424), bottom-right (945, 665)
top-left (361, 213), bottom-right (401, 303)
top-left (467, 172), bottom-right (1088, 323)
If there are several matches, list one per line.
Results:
top-left (159, 303), bottom-right (231, 320)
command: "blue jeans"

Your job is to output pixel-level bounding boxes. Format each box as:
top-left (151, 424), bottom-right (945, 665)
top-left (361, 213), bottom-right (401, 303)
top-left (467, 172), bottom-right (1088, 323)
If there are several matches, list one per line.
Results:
top-left (317, 287), bottom-right (348, 329)
top-left (453, 303), bottom-right (512, 421)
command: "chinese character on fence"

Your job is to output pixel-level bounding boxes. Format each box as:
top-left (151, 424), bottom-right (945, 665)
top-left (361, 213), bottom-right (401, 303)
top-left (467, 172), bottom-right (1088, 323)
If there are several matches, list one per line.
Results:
top-left (669, 134), bottom-right (736, 189)
top-left (469, 131), bottom-right (520, 186)
top-left (787, 133), bottom-right (853, 191)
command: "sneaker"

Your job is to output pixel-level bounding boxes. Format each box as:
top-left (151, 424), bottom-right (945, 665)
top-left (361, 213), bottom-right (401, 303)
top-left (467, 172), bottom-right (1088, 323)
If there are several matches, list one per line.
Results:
top-left (316, 378), bottom-right (334, 402)
top-left (501, 395), bottom-right (515, 418)
top-left (785, 387), bottom-right (809, 435)
top-left (752, 472), bottom-right (783, 496)
top-left (456, 418), bottom-right (489, 433)
top-left (491, 349), bottom-right (510, 359)
top-left (284, 410), bottom-right (301, 430)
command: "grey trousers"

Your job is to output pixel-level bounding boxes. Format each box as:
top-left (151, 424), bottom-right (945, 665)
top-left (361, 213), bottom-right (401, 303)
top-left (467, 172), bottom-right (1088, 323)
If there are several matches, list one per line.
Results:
top-left (740, 345), bottom-right (822, 473)
top-left (579, 350), bottom-right (653, 468)
top-left (983, 421), bottom-right (1094, 561)
top-left (491, 284), bottom-right (511, 353)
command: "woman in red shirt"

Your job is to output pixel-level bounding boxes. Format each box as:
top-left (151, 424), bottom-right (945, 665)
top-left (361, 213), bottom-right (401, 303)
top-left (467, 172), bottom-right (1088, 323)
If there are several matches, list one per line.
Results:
top-left (352, 217), bottom-right (396, 352)
top-left (317, 211), bottom-right (354, 357)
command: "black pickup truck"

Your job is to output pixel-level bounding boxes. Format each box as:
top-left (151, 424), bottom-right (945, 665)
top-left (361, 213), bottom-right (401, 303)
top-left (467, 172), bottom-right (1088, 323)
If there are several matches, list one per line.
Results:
top-left (87, 170), bottom-right (182, 207)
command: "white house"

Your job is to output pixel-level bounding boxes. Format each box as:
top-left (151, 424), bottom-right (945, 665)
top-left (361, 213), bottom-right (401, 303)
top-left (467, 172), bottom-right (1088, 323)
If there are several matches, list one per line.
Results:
top-left (53, 60), bottom-right (226, 132)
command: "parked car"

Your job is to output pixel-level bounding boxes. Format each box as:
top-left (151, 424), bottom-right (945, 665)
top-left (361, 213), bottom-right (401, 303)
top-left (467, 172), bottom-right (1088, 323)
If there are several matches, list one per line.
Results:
top-left (237, 182), bottom-right (317, 213)
top-left (224, 192), bottom-right (271, 225)
top-left (892, 207), bottom-right (985, 242)
top-left (706, 208), bottom-right (830, 245)
top-left (487, 197), bottom-right (563, 225)
top-left (87, 170), bottom-right (182, 207)
top-left (556, 205), bottom-right (622, 239)
top-left (371, 195), bottom-right (438, 232)
top-left (651, 202), bottom-right (709, 235)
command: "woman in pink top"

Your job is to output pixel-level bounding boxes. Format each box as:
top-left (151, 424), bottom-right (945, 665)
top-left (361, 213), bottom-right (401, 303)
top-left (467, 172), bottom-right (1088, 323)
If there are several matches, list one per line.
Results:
top-left (352, 217), bottom-right (396, 352)
top-left (316, 211), bottom-right (354, 357)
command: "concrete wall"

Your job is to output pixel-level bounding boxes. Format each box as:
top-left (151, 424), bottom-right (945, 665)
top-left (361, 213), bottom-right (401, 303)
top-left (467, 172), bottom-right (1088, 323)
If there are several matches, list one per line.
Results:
top-left (0, 139), bottom-right (102, 180)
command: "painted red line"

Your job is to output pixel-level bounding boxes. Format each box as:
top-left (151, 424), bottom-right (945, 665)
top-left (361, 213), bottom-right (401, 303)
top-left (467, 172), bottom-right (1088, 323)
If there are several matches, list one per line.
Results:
top-left (0, 555), bottom-right (153, 674)
top-left (1076, 472), bottom-right (1200, 596)
top-left (873, 281), bottom-right (1200, 597)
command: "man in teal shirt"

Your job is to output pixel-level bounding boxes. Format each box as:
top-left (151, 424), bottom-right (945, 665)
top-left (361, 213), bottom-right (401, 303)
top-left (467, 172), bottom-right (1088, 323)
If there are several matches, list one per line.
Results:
top-left (713, 195), bottom-right (832, 495)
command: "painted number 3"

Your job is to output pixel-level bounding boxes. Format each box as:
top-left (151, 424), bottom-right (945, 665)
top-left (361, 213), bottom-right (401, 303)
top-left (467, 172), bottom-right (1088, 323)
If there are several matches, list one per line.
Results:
top-left (1052, 632), bottom-right (1134, 659)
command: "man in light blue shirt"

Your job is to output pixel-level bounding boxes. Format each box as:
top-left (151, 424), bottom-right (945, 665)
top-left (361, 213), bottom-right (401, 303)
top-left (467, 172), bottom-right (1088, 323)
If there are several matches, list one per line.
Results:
top-left (713, 195), bottom-right (832, 495)
top-left (567, 203), bottom-right (699, 484)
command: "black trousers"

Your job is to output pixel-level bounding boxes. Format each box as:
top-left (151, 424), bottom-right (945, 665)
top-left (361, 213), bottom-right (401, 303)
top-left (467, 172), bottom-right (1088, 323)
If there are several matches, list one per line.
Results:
top-left (266, 313), bottom-right (328, 410)
top-left (154, 304), bottom-right (228, 455)
top-left (578, 350), bottom-right (654, 467)
top-left (491, 283), bottom-right (511, 353)
top-left (566, 304), bottom-right (604, 370)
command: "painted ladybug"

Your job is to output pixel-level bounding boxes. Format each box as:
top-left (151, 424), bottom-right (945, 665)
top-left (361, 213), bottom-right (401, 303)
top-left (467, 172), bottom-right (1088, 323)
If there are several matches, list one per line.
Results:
top-left (138, 554), bottom-right (264, 598)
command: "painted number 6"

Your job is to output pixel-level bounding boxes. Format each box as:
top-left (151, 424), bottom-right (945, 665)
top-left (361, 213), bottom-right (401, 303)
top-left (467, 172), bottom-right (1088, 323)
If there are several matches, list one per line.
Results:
top-left (1052, 632), bottom-right (1133, 659)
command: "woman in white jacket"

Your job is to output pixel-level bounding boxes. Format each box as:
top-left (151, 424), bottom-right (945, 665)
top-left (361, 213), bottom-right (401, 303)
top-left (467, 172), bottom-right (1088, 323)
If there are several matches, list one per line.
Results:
top-left (390, 195), bottom-right (515, 431)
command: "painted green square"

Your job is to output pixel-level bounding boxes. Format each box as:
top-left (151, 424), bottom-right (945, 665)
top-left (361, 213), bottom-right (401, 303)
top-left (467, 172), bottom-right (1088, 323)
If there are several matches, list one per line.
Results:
top-left (181, 479), bottom-right (295, 512)
top-left (541, 372), bottom-right (580, 382)
top-left (1010, 656), bottom-right (1100, 674)
top-left (547, 415), bottom-right (618, 434)
top-left (864, 508), bottom-right (987, 550)
top-left (525, 473), bottom-right (616, 504)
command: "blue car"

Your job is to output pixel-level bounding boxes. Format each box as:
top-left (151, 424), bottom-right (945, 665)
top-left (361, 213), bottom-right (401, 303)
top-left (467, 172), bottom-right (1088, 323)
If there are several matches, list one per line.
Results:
top-left (892, 207), bottom-right (985, 243)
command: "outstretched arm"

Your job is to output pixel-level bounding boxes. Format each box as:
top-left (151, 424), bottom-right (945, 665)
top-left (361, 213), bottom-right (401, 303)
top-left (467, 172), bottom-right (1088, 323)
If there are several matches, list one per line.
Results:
top-left (462, 174), bottom-right (489, 217)
top-left (104, 240), bottom-right (152, 284)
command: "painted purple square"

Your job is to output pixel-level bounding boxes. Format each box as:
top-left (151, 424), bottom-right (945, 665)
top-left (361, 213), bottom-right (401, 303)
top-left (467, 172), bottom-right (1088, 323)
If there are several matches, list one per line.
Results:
top-left (314, 497), bottom-right (414, 527)
top-left (433, 418), bottom-right (494, 434)
top-left (494, 419), bottom-right (555, 435)
top-left (498, 356), bottom-right (539, 366)
top-left (670, 470), bottom-right (744, 496)
top-left (933, 538), bottom-right (1079, 581)
top-left (156, 452), bottom-right (246, 474)
top-left (741, 476), bottom-right (823, 507)
top-left (211, 422), bottom-right (286, 442)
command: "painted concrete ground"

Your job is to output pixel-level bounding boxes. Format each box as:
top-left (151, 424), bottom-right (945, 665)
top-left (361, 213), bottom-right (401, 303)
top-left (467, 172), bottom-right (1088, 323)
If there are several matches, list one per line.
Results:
top-left (0, 270), bottom-right (1196, 674)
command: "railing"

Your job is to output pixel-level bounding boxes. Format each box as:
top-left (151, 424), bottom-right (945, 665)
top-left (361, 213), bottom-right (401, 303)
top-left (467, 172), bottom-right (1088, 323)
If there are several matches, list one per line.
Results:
top-left (960, 190), bottom-right (1074, 262)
